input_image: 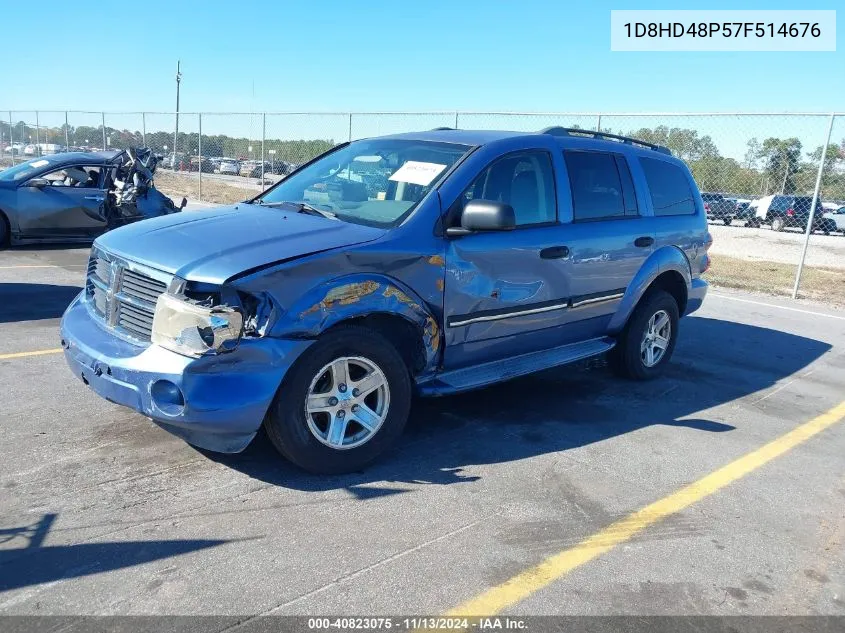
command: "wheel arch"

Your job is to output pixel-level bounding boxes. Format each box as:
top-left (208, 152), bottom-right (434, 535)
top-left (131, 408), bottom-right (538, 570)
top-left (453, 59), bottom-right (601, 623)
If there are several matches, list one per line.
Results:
top-left (273, 273), bottom-right (442, 375)
top-left (608, 246), bottom-right (691, 334)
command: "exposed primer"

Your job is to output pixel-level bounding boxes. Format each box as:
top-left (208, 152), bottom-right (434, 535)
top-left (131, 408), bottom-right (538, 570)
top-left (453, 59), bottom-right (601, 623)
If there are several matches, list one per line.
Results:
top-left (300, 281), bottom-right (380, 317)
top-left (428, 254), bottom-right (445, 266)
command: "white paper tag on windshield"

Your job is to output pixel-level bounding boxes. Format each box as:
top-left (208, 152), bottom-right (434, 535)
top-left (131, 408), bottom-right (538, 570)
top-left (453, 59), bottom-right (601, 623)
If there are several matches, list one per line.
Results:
top-left (29, 159), bottom-right (49, 168)
top-left (388, 161), bottom-right (446, 186)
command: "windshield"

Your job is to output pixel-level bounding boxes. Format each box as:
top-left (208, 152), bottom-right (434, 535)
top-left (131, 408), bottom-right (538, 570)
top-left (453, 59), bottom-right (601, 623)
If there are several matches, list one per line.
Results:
top-left (256, 139), bottom-right (471, 227)
top-left (0, 158), bottom-right (52, 182)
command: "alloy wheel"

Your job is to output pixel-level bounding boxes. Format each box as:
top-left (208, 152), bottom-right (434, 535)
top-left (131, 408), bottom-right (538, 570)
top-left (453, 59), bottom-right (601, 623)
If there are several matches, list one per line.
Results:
top-left (641, 310), bottom-right (671, 368)
top-left (304, 356), bottom-right (390, 450)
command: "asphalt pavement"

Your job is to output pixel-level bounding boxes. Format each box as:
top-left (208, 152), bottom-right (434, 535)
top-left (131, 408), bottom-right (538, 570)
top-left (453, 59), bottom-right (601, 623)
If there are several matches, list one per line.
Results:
top-left (1, 245), bottom-right (844, 618)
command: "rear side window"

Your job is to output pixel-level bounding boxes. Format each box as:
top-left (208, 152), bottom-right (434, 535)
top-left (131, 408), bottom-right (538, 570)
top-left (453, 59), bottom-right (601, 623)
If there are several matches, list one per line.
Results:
top-left (564, 151), bottom-right (625, 221)
top-left (640, 157), bottom-right (696, 216)
top-left (640, 158), bottom-right (692, 215)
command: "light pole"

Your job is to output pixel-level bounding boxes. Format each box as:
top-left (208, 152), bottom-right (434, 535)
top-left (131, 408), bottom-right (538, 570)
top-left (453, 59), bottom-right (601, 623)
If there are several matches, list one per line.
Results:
top-left (173, 60), bottom-right (181, 171)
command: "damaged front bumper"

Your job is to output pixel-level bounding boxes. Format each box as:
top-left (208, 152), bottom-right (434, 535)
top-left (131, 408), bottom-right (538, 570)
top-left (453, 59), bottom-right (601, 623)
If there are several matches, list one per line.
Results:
top-left (59, 293), bottom-right (313, 453)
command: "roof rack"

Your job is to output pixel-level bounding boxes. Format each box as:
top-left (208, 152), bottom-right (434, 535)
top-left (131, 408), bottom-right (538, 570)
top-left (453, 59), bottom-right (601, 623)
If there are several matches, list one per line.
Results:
top-left (538, 126), bottom-right (672, 155)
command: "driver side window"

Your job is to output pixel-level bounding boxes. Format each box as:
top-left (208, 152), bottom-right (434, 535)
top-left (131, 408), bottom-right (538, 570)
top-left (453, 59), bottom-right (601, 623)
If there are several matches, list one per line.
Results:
top-left (457, 150), bottom-right (557, 226)
top-left (42, 166), bottom-right (101, 188)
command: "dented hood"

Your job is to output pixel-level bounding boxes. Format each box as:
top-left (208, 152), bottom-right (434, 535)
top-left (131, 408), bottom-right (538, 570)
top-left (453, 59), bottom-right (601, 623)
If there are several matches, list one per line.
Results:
top-left (95, 203), bottom-right (386, 284)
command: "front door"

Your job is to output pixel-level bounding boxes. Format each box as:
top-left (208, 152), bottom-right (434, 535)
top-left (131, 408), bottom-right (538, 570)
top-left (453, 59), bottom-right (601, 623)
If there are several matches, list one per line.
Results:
top-left (17, 165), bottom-right (107, 238)
top-left (443, 149), bottom-right (573, 369)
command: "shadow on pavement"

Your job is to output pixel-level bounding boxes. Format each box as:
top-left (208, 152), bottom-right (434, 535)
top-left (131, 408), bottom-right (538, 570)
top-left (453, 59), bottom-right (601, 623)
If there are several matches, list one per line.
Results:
top-left (0, 513), bottom-right (230, 592)
top-left (0, 283), bottom-right (81, 323)
top-left (208, 316), bottom-right (832, 494)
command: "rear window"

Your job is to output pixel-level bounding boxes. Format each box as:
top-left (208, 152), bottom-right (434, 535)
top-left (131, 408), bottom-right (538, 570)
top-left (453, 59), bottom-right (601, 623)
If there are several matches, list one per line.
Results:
top-left (639, 158), bottom-right (696, 216)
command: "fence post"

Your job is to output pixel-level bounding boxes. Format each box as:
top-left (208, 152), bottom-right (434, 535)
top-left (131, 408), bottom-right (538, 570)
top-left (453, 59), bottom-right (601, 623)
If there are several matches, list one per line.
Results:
top-left (261, 112), bottom-right (266, 192)
top-left (348, 113), bottom-right (353, 142)
top-left (101, 112), bottom-right (107, 151)
top-left (792, 113), bottom-right (836, 300)
top-left (198, 113), bottom-right (202, 202)
top-left (35, 111), bottom-right (40, 156)
top-left (64, 111), bottom-right (69, 150)
top-left (8, 111), bottom-right (14, 165)
top-left (596, 114), bottom-right (602, 132)
top-left (141, 112), bottom-right (146, 147)
top-left (454, 111), bottom-right (459, 129)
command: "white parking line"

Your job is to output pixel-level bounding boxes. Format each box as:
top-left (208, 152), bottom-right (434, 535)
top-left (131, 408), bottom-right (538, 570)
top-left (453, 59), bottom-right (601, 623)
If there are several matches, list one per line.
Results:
top-left (709, 293), bottom-right (845, 321)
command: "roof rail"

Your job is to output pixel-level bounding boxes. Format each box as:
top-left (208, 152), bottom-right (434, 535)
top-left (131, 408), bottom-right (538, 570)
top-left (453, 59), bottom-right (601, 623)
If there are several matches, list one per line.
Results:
top-left (538, 126), bottom-right (672, 155)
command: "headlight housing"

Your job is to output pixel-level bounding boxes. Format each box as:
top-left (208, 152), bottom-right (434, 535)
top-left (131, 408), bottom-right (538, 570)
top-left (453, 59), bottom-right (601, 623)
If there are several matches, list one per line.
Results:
top-left (151, 293), bottom-right (243, 357)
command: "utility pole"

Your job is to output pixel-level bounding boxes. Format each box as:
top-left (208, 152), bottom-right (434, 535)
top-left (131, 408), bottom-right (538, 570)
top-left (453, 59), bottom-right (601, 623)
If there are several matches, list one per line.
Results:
top-left (173, 60), bottom-right (181, 170)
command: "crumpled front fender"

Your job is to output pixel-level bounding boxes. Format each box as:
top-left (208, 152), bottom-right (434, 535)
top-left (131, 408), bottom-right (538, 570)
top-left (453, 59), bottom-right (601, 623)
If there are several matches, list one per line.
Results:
top-left (272, 273), bottom-right (442, 371)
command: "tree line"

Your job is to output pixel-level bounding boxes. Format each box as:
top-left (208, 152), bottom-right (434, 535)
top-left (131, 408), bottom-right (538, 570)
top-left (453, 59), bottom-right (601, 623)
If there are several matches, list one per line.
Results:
top-left (2, 119), bottom-right (844, 200)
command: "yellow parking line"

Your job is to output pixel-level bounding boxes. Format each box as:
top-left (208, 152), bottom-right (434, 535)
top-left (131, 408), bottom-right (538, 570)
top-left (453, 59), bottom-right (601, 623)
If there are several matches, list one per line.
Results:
top-left (446, 399), bottom-right (845, 616)
top-left (0, 348), bottom-right (63, 360)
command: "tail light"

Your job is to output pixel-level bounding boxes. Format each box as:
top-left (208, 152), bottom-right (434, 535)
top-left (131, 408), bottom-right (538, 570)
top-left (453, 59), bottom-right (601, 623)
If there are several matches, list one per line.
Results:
top-left (704, 203), bottom-right (710, 212)
top-left (787, 208), bottom-right (794, 216)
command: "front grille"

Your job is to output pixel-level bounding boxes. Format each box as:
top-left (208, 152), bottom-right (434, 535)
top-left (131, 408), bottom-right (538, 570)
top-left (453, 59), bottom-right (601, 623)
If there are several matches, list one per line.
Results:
top-left (85, 248), bottom-right (171, 343)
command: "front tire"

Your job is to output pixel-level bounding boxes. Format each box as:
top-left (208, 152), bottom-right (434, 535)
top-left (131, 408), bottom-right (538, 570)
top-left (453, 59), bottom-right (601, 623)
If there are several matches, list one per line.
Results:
top-left (264, 325), bottom-right (412, 474)
top-left (723, 217), bottom-right (732, 226)
top-left (610, 290), bottom-right (679, 380)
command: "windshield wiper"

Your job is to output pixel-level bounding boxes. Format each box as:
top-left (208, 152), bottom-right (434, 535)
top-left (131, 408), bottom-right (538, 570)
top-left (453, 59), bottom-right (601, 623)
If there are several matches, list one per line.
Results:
top-left (256, 199), bottom-right (338, 220)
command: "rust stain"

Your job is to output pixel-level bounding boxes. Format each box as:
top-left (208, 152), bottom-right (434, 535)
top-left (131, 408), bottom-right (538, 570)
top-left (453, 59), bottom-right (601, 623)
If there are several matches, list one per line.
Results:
top-left (436, 278), bottom-right (445, 292)
top-left (300, 281), bottom-right (380, 317)
top-left (428, 254), bottom-right (445, 267)
top-left (425, 316), bottom-right (440, 352)
top-left (382, 285), bottom-right (420, 310)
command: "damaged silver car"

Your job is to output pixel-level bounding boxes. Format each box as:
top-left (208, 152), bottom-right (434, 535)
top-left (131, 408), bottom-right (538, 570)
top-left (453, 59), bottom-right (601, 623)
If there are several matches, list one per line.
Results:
top-left (0, 147), bottom-right (186, 246)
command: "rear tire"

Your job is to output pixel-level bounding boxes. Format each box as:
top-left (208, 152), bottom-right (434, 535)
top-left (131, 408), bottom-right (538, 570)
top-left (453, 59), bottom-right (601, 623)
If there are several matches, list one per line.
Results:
top-left (771, 217), bottom-right (785, 232)
top-left (610, 290), bottom-right (679, 381)
top-left (264, 325), bottom-right (412, 474)
top-left (723, 217), bottom-right (732, 226)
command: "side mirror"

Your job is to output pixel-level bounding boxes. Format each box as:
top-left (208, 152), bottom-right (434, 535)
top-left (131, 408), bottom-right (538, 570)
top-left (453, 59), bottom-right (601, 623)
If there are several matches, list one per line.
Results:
top-left (26, 178), bottom-right (50, 188)
top-left (446, 199), bottom-right (516, 237)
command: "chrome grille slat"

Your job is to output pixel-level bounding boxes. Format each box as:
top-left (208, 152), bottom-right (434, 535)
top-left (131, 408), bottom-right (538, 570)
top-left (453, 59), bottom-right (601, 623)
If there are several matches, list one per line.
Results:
top-left (84, 248), bottom-right (170, 344)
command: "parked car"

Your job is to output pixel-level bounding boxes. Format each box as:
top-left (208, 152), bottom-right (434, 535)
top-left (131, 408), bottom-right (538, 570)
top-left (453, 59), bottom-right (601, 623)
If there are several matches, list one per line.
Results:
top-left (218, 159), bottom-right (240, 176)
top-left (189, 157), bottom-right (215, 173)
top-left (60, 127), bottom-right (709, 474)
top-left (242, 161), bottom-right (272, 178)
top-left (701, 192), bottom-right (737, 225)
top-left (727, 197), bottom-right (754, 221)
top-left (748, 194), bottom-right (837, 233)
top-left (823, 206), bottom-right (845, 233)
top-left (0, 148), bottom-right (185, 246)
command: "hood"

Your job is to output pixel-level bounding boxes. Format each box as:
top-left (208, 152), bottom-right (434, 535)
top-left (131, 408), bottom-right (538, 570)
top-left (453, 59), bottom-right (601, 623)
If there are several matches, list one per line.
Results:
top-left (95, 204), bottom-right (386, 284)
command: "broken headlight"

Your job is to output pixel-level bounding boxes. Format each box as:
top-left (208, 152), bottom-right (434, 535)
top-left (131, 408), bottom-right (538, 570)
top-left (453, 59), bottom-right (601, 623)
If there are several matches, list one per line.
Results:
top-left (151, 293), bottom-right (243, 358)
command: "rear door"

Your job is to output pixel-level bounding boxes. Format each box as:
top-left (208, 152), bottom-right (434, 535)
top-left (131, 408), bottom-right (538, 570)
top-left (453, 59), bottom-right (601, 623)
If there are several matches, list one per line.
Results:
top-left (553, 149), bottom-right (655, 338)
top-left (17, 164), bottom-right (108, 238)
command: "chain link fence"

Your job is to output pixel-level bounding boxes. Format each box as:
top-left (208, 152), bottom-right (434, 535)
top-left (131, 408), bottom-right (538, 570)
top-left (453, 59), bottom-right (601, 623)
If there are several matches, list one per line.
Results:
top-left (1, 111), bottom-right (843, 302)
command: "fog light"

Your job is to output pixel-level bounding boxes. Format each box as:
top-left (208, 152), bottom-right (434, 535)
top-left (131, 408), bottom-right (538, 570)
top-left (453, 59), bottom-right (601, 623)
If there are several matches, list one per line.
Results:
top-left (150, 380), bottom-right (185, 416)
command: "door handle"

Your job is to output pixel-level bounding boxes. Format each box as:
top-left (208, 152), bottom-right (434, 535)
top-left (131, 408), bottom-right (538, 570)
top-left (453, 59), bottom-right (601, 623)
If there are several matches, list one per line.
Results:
top-left (634, 236), bottom-right (654, 248)
top-left (84, 195), bottom-right (105, 202)
top-left (539, 246), bottom-right (570, 259)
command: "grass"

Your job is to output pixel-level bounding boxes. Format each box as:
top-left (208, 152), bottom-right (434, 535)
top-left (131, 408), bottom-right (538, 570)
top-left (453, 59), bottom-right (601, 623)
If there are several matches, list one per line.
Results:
top-left (705, 254), bottom-right (845, 306)
top-left (154, 171), bottom-right (260, 205)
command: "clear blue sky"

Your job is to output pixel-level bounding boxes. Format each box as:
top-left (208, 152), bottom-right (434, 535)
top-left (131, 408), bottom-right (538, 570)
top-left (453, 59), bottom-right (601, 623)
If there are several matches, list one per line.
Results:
top-left (1, 0), bottom-right (841, 114)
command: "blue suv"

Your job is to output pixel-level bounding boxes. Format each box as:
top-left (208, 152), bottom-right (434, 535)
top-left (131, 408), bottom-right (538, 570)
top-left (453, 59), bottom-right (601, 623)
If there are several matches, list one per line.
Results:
top-left (60, 127), bottom-right (710, 474)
